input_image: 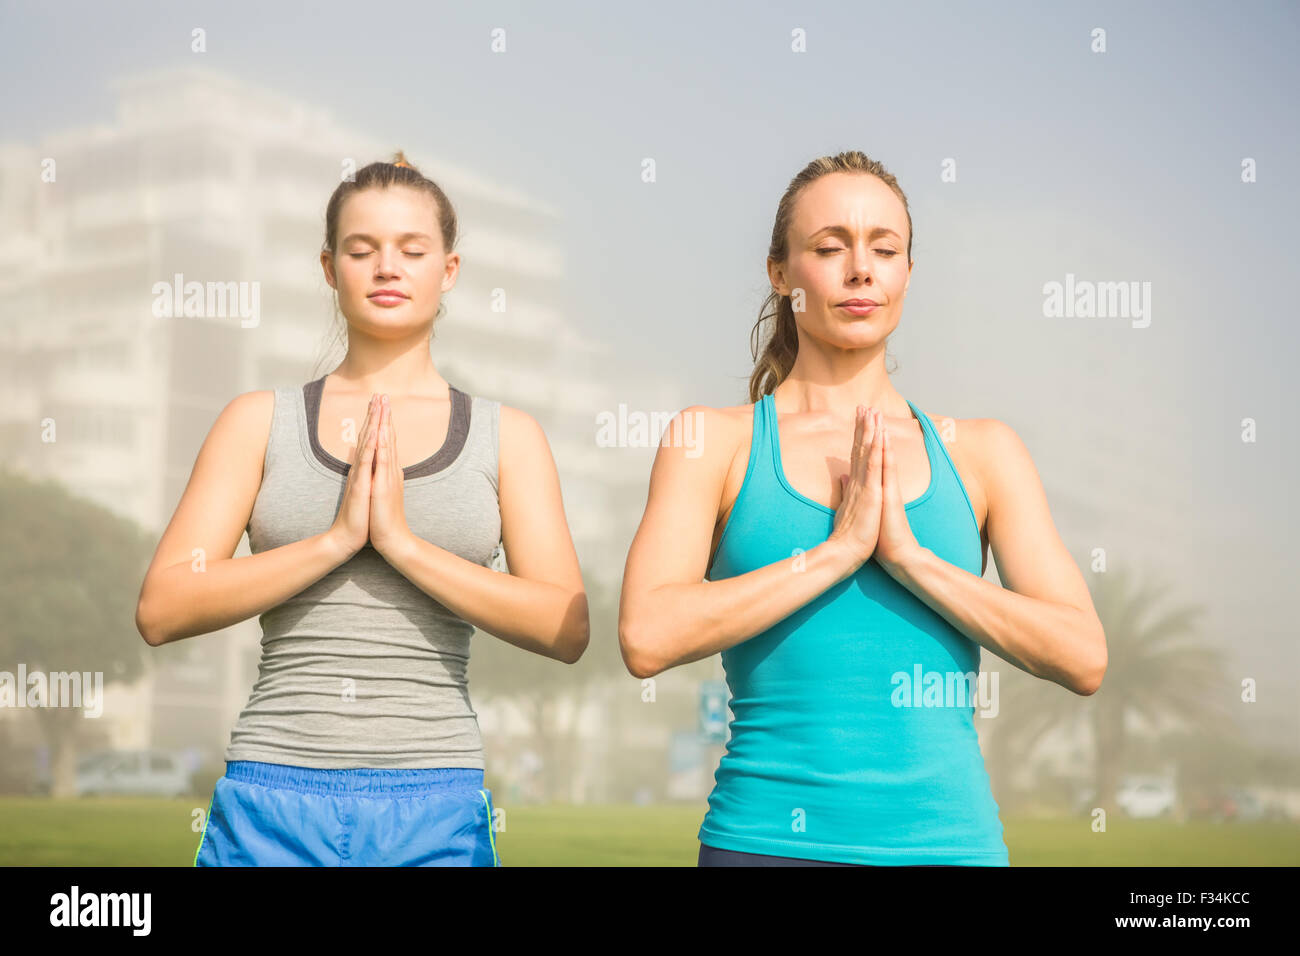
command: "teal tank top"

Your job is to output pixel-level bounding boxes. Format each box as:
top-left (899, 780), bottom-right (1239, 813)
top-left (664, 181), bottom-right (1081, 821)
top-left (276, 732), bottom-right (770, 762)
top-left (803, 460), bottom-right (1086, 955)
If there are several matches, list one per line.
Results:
top-left (700, 392), bottom-right (1010, 865)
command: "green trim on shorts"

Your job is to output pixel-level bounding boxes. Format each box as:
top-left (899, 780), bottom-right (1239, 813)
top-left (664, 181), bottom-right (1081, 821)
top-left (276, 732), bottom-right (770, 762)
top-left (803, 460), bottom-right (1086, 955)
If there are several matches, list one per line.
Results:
top-left (478, 789), bottom-right (500, 867)
top-left (193, 790), bottom-right (216, 866)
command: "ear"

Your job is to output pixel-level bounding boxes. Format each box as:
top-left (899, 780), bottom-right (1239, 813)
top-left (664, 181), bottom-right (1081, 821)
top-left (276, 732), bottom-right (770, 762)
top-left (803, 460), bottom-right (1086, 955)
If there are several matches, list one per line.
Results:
top-left (765, 256), bottom-right (788, 297)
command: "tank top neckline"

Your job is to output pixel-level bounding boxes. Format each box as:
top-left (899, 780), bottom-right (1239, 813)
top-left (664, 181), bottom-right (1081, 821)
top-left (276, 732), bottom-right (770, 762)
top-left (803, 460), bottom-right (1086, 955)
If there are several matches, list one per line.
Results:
top-left (764, 392), bottom-right (938, 515)
top-left (301, 375), bottom-right (472, 480)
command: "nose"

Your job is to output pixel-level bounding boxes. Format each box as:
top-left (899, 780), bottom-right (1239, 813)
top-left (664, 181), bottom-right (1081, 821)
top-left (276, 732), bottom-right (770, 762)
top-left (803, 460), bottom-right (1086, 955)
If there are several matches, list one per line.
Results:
top-left (847, 243), bottom-right (873, 285)
top-left (373, 248), bottom-right (402, 276)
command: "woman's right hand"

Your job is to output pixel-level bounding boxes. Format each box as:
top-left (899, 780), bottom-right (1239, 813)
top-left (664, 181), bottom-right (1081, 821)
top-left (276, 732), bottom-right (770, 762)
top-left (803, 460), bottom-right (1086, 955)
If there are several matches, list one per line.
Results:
top-left (326, 393), bottom-right (381, 560)
top-left (826, 406), bottom-right (884, 567)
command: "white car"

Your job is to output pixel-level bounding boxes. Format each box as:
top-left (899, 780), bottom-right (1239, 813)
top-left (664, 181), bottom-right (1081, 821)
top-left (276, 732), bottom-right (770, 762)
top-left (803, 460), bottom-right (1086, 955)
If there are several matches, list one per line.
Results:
top-left (1115, 776), bottom-right (1177, 818)
top-left (75, 749), bottom-right (191, 798)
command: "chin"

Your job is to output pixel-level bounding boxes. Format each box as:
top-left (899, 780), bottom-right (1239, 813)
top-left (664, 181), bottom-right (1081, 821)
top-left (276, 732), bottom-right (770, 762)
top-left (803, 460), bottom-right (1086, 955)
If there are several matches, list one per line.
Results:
top-left (821, 314), bottom-right (892, 337)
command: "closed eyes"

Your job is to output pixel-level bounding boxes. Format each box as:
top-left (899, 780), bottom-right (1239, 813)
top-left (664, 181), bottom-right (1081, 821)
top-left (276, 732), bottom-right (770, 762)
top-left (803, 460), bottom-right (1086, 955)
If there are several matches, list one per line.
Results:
top-left (816, 247), bottom-right (899, 257)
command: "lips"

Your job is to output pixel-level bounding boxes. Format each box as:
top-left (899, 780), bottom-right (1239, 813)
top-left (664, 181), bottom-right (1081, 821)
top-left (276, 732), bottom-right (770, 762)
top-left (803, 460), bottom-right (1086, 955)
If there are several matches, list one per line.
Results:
top-left (368, 290), bottom-right (408, 307)
top-left (837, 299), bottom-right (879, 307)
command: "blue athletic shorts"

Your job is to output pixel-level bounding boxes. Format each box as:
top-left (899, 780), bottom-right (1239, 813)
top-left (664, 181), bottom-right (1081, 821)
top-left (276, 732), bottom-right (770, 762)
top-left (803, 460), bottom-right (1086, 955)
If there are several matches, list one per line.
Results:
top-left (194, 761), bottom-right (501, 867)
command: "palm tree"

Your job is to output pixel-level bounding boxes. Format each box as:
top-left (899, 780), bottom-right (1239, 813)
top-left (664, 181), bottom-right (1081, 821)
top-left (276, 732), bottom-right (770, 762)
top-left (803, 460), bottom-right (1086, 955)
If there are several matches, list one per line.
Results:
top-left (984, 561), bottom-right (1234, 814)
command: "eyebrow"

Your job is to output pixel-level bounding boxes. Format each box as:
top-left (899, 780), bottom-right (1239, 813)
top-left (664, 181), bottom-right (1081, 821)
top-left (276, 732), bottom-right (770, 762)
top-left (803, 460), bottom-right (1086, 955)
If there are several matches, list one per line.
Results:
top-left (341, 232), bottom-right (434, 244)
top-left (810, 225), bottom-right (902, 241)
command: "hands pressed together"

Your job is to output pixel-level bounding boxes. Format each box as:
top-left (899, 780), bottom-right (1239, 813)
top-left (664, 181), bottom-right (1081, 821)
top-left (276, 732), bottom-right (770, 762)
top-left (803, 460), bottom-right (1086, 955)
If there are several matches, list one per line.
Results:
top-left (826, 407), bottom-right (924, 577)
top-left (323, 395), bottom-right (916, 575)
top-left (327, 394), bottom-right (412, 561)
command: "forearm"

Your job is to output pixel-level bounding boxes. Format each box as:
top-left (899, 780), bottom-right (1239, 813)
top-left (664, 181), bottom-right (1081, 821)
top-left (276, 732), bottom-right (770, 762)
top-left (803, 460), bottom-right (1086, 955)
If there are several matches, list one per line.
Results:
top-left (883, 547), bottom-right (1105, 694)
top-left (381, 533), bottom-right (588, 663)
top-left (623, 538), bottom-right (861, 676)
top-left (138, 531), bottom-right (351, 646)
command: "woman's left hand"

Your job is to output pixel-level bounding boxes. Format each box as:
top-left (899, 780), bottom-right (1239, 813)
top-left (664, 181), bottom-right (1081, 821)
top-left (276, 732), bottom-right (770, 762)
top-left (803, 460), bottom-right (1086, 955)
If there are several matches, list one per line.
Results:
top-left (369, 395), bottom-right (413, 559)
top-left (873, 423), bottom-right (924, 576)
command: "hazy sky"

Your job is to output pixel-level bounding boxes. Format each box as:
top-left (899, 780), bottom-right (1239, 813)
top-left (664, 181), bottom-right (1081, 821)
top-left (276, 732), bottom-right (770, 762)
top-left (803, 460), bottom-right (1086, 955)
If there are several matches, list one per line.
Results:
top-left (3, 0), bottom-right (1297, 745)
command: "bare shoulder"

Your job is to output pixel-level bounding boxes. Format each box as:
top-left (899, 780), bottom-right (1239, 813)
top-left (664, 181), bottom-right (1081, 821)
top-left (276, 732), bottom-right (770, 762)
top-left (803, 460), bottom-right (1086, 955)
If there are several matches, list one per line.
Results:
top-left (945, 416), bottom-right (1042, 509)
top-left (657, 401), bottom-right (752, 470)
top-left (675, 401), bottom-right (753, 437)
top-left (915, 409), bottom-right (990, 463)
top-left (200, 390), bottom-right (276, 500)
top-left (915, 413), bottom-right (1020, 528)
top-left (958, 417), bottom-right (1032, 475)
top-left (659, 402), bottom-right (757, 537)
top-left (496, 404), bottom-right (556, 486)
top-left (210, 389), bottom-right (276, 458)
top-left (148, 388), bottom-right (274, 571)
top-left (498, 403), bottom-right (547, 447)
top-left (636, 401), bottom-right (752, 504)
top-left (224, 388), bottom-right (276, 418)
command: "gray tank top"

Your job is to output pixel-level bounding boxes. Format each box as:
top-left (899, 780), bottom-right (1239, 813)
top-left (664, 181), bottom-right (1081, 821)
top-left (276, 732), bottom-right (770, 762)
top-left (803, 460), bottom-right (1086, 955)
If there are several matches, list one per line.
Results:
top-left (225, 376), bottom-right (502, 769)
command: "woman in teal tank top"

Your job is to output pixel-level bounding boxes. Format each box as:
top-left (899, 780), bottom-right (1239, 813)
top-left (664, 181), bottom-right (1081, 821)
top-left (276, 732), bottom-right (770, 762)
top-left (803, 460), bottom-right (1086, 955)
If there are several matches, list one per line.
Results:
top-left (700, 390), bottom-right (1004, 865)
top-left (619, 151), bottom-right (1108, 866)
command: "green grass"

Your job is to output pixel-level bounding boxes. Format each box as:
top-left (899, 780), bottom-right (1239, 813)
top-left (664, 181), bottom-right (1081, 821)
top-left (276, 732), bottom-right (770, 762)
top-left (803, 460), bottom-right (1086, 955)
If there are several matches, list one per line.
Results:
top-left (1, 798), bottom-right (1296, 865)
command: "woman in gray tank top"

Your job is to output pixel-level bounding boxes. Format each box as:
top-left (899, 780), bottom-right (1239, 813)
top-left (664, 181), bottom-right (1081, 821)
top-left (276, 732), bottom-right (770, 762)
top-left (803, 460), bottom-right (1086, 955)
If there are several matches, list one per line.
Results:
top-left (135, 152), bottom-right (589, 866)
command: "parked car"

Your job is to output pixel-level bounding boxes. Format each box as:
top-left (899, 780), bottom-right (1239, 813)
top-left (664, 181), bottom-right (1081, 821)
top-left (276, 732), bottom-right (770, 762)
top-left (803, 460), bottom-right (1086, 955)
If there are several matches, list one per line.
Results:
top-left (1071, 775), bottom-right (1178, 818)
top-left (1116, 776), bottom-right (1177, 818)
top-left (75, 749), bottom-right (192, 798)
